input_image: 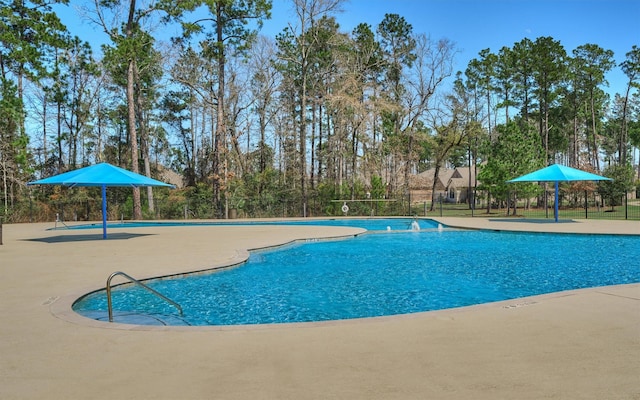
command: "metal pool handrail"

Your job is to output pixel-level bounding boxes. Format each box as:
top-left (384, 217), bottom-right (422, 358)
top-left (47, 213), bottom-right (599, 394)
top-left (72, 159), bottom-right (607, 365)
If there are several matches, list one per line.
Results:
top-left (106, 271), bottom-right (184, 323)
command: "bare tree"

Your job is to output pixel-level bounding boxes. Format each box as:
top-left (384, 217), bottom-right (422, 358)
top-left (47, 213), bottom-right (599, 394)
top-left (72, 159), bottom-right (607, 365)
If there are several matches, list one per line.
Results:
top-left (288, 0), bottom-right (344, 215)
top-left (249, 36), bottom-right (280, 172)
top-left (402, 34), bottom-right (456, 193)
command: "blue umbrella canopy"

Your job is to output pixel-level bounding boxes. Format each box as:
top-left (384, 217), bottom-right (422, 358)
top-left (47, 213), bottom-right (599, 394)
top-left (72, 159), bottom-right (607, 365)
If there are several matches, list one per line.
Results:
top-left (507, 164), bottom-right (612, 183)
top-left (28, 163), bottom-right (175, 238)
top-left (27, 162), bottom-right (175, 188)
top-left (507, 164), bottom-right (612, 222)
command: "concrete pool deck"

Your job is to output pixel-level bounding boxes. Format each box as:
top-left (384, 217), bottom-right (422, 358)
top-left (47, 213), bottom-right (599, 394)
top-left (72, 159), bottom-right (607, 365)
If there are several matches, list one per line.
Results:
top-left (0, 217), bottom-right (638, 399)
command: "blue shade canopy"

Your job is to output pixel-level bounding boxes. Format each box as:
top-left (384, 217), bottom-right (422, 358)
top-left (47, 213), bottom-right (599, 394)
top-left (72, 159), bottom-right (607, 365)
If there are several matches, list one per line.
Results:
top-left (27, 162), bottom-right (175, 188)
top-left (507, 164), bottom-right (612, 183)
top-left (507, 164), bottom-right (612, 222)
top-left (28, 163), bottom-right (175, 239)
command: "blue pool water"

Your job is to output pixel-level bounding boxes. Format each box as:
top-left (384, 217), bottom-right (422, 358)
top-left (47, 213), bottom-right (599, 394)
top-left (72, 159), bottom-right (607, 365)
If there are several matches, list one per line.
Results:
top-left (73, 223), bottom-right (640, 326)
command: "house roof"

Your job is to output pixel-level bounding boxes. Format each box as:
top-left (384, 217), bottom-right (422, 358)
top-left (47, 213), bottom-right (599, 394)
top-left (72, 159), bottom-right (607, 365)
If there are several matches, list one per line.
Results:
top-left (157, 165), bottom-right (185, 189)
top-left (410, 166), bottom-right (481, 191)
top-left (409, 168), bottom-right (455, 190)
top-left (446, 166), bottom-right (478, 189)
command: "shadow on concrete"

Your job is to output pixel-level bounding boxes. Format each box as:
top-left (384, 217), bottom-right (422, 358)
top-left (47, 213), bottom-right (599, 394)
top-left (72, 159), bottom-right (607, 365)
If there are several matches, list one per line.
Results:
top-left (24, 232), bottom-right (154, 243)
top-left (488, 218), bottom-right (577, 224)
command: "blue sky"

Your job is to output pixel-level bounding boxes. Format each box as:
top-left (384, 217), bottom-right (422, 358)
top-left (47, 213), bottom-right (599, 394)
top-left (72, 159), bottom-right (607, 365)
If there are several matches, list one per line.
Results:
top-left (261, 0), bottom-right (639, 96)
top-left (57, 0), bottom-right (638, 96)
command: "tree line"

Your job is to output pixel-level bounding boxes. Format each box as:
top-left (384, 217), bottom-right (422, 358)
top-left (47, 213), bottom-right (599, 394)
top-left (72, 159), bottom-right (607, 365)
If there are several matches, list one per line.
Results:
top-left (1, 0), bottom-right (638, 222)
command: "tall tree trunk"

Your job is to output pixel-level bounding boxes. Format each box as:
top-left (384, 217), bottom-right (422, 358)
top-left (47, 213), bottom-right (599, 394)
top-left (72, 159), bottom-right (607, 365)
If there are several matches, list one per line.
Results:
top-left (126, 0), bottom-right (141, 220)
top-left (57, 88), bottom-right (63, 169)
top-left (188, 91), bottom-right (197, 186)
top-left (620, 81), bottom-right (631, 165)
top-left (210, 93), bottom-right (218, 215)
top-left (300, 68), bottom-right (308, 216)
top-left (351, 126), bottom-right (359, 196)
top-left (310, 102), bottom-right (316, 190)
top-left (133, 65), bottom-right (154, 213)
top-left (429, 164), bottom-right (441, 212)
top-left (486, 87), bottom-right (492, 140)
top-left (127, 59), bottom-right (142, 219)
top-left (214, 2), bottom-right (226, 218)
top-left (259, 107), bottom-right (266, 174)
top-left (318, 101), bottom-right (325, 181)
top-left (589, 87), bottom-right (600, 171)
top-left (42, 91), bottom-right (47, 173)
top-left (404, 130), bottom-right (413, 207)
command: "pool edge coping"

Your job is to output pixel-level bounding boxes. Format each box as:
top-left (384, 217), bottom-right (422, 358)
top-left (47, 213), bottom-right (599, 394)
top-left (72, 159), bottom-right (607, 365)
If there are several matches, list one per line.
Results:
top-left (51, 217), bottom-right (640, 330)
top-left (51, 283), bottom-right (640, 331)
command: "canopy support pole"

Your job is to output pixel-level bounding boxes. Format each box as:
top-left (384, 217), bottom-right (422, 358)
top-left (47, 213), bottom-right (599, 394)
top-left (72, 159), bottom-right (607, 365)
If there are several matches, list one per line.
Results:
top-left (102, 184), bottom-right (107, 239)
top-left (554, 181), bottom-right (559, 223)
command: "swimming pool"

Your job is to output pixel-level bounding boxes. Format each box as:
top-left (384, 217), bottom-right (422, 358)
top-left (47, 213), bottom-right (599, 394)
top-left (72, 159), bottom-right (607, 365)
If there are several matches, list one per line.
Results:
top-left (60, 217), bottom-right (439, 232)
top-left (73, 222), bottom-right (640, 326)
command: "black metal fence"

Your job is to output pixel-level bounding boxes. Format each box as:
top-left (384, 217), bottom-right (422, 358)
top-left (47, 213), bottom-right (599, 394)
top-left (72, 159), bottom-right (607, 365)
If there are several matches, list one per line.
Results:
top-left (10, 185), bottom-right (639, 223)
top-left (416, 190), bottom-right (640, 221)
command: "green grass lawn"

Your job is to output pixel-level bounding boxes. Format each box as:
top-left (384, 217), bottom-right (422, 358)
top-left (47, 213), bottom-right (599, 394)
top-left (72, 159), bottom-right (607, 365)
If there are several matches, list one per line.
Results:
top-left (411, 203), bottom-right (640, 220)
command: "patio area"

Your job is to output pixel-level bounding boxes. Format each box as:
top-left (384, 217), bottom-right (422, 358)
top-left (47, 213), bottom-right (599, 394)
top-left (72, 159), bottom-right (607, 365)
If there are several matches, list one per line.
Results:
top-left (1, 218), bottom-right (638, 399)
